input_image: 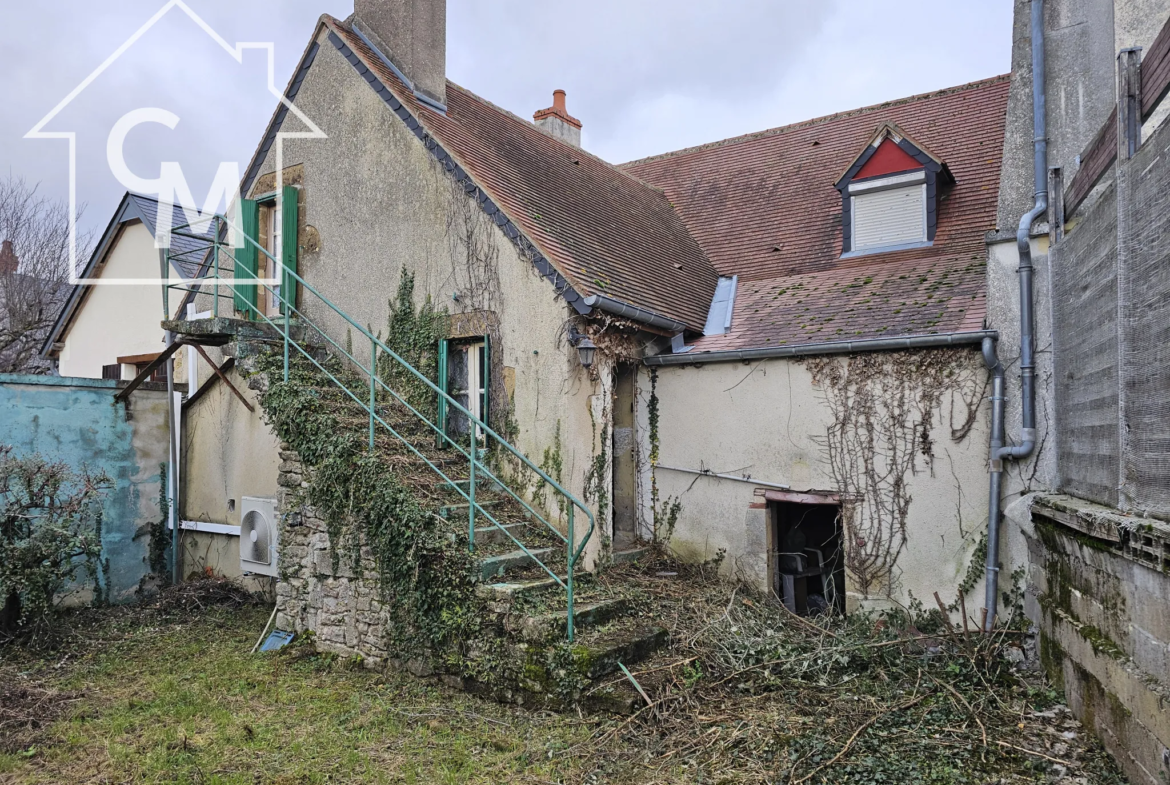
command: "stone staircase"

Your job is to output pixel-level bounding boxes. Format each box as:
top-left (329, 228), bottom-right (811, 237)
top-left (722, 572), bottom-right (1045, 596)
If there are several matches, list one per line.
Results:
top-left (170, 317), bottom-right (664, 709)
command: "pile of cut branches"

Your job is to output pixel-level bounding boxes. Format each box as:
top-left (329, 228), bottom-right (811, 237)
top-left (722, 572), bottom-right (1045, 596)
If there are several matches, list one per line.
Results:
top-left (575, 553), bottom-right (1126, 784)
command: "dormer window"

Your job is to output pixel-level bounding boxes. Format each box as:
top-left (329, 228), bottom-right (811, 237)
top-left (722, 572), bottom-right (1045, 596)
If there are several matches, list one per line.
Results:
top-left (835, 125), bottom-right (951, 257)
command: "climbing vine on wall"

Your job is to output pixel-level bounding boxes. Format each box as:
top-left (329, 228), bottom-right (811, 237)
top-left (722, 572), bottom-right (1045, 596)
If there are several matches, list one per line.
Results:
top-left (802, 349), bottom-right (986, 597)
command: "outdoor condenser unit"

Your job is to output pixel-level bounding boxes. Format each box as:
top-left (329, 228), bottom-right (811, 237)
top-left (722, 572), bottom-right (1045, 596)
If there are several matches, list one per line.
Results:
top-left (239, 496), bottom-right (279, 577)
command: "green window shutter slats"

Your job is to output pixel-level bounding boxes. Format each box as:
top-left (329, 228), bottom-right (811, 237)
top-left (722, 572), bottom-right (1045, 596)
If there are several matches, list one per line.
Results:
top-left (280, 186), bottom-right (299, 314)
top-left (235, 199), bottom-right (260, 315)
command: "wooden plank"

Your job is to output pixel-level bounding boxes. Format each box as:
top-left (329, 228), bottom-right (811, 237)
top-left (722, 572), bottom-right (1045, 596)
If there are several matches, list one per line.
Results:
top-left (190, 343), bottom-right (255, 413)
top-left (1141, 14), bottom-right (1170, 118)
top-left (1065, 105), bottom-right (1117, 216)
top-left (116, 351), bottom-right (162, 365)
top-left (182, 357), bottom-right (235, 412)
top-left (113, 340), bottom-right (183, 403)
top-left (762, 489), bottom-right (840, 505)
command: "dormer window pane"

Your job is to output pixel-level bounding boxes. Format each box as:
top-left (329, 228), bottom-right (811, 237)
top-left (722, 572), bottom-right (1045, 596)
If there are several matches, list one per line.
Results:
top-left (851, 183), bottom-right (926, 251)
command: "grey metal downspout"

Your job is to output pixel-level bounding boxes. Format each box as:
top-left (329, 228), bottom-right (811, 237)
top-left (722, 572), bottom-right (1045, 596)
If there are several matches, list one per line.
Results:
top-left (984, 0), bottom-right (1047, 631)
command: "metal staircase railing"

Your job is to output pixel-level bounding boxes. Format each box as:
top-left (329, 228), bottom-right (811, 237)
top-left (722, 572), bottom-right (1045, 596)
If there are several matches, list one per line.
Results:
top-left (165, 214), bottom-right (595, 640)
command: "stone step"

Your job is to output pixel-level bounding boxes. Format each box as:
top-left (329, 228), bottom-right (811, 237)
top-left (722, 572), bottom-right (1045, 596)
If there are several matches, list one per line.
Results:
top-left (579, 624), bottom-right (669, 680)
top-left (514, 598), bottom-right (631, 642)
top-left (479, 548), bottom-right (556, 581)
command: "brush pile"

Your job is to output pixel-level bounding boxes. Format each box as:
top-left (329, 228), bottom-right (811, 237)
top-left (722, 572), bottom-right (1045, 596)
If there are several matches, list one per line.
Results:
top-left (573, 553), bottom-right (1126, 784)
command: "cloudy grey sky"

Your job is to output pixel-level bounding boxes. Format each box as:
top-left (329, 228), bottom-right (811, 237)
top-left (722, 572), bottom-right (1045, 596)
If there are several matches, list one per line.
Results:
top-left (0, 1), bottom-right (1012, 235)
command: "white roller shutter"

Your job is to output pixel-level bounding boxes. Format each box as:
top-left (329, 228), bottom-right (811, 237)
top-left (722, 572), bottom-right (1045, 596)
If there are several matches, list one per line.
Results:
top-left (852, 184), bottom-right (926, 251)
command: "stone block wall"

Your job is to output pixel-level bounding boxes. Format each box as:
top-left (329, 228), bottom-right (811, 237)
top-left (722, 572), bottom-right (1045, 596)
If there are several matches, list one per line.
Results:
top-left (273, 445), bottom-right (392, 664)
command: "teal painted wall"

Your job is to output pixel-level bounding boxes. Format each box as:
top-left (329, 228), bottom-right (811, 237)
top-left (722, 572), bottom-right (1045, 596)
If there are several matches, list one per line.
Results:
top-left (0, 374), bottom-right (171, 604)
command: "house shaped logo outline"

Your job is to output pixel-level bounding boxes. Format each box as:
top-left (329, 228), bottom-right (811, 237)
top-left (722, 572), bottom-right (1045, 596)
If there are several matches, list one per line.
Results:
top-left (24, 0), bottom-right (327, 287)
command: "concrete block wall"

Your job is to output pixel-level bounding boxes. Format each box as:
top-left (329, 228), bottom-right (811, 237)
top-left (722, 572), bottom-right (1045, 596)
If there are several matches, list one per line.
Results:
top-left (1026, 505), bottom-right (1170, 784)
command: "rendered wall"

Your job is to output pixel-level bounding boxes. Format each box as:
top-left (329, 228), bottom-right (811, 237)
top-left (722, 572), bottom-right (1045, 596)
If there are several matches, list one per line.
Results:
top-left (243, 32), bottom-right (606, 566)
top-left (0, 374), bottom-right (170, 603)
top-left (180, 361), bottom-right (280, 587)
top-left (56, 222), bottom-right (182, 379)
top-left (643, 350), bottom-right (992, 613)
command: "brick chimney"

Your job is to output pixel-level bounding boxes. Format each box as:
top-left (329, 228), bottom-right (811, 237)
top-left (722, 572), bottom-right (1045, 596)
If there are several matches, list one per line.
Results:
top-left (534, 90), bottom-right (582, 148)
top-left (353, 0), bottom-right (446, 108)
top-left (0, 240), bottom-right (17, 275)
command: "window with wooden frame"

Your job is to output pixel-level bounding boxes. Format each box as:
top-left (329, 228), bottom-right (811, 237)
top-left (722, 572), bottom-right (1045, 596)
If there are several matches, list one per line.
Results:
top-left (235, 186), bottom-right (299, 319)
top-left (437, 337), bottom-right (489, 444)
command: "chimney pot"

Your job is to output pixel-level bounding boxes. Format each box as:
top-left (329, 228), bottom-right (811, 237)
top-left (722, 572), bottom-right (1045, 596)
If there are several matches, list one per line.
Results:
top-left (534, 89), bottom-right (582, 148)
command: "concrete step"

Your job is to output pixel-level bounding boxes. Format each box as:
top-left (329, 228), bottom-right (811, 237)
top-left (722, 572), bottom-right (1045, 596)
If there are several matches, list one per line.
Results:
top-left (472, 521), bottom-right (530, 547)
top-left (439, 499), bottom-right (502, 518)
top-left (514, 598), bottom-right (631, 642)
top-left (479, 547), bottom-right (556, 581)
top-left (476, 577), bottom-right (563, 607)
top-left (612, 546), bottom-right (650, 565)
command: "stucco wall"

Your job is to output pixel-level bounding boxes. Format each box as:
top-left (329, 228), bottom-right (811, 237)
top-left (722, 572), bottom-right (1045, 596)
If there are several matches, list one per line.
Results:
top-left (243, 30), bottom-right (606, 564)
top-left (180, 361), bottom-right (280, 586)
top-left (0, 374), bottom-right (171, 603)
top-left (57, 221), bottom-right (182, 379)
top-left (644, 350), bottom-right (992, 612)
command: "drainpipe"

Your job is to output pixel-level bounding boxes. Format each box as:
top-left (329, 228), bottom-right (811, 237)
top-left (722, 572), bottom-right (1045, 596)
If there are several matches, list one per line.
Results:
top-left (984, 0), bottom-right (1047, 631)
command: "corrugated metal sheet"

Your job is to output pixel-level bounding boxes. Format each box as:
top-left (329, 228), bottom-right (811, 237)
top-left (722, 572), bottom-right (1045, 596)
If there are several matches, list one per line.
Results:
top-left (852, 186), bottom-right (925, 250)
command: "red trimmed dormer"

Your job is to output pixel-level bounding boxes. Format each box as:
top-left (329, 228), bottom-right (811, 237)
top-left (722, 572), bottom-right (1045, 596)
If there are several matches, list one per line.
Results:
top-left (834, 124), bottom-right (952, 257)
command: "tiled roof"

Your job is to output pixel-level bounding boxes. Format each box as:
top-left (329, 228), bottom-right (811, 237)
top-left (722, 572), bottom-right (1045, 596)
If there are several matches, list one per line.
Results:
top-left (621, 76), bottom-right (1009, 353)
top-left (326, 18), bottom-right (719, 331)
top-left (686, 253), bottom-right (987, 353)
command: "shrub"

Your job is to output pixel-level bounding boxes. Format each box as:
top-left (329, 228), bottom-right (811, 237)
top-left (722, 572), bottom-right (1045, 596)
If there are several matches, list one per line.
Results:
top-left (0, 444), bottom-right (112, 631)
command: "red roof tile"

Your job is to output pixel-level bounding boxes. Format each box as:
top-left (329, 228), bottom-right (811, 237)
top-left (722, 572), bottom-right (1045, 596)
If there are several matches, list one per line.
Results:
top-left (327, 18), bottom-right (719, 331)
top-left (621, 77), bottom-right (1009, 352)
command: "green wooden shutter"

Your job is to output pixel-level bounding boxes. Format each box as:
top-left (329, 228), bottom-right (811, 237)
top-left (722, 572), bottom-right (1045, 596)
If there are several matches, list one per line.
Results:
top-left (235, 199), bottom-right (259, 315)
top-left (280, 185), bottom-right (298, 314)
top-left (436, 338), bottom-right (449, 445)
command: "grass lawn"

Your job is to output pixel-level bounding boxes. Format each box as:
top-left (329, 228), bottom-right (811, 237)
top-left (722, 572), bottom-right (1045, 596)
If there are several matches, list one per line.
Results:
top-left (0, 577), bottom-right (1130, 785)
top-left (1, 604), bottom-right (595, 784)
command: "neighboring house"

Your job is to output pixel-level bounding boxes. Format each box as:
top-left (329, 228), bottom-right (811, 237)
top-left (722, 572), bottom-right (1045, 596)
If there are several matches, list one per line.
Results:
top-left (177, 0), bottom-right (1011, 637)
top-left (40, 193), bottom-right (206, 380)
top-left (987, 1), bottom-right (1170, 781)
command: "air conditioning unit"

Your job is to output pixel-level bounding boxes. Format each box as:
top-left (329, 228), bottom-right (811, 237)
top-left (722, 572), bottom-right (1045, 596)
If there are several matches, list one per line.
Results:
top-left (240, 496), bottom-right (279, 577)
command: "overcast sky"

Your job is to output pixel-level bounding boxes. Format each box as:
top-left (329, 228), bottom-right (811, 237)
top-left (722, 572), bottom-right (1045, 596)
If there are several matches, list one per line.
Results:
top-left (0, 0), bottom-right (1013, 235)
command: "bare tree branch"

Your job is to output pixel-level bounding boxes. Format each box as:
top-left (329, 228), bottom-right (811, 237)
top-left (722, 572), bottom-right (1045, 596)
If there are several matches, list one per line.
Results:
top-left (0, 176), bottom-right (93, 374)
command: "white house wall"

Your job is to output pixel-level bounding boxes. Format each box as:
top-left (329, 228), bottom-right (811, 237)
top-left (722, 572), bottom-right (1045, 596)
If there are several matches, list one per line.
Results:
top-left (57, 221), bottom-right (181, 379)
top-left (642, 351), bottom-right (992, 613)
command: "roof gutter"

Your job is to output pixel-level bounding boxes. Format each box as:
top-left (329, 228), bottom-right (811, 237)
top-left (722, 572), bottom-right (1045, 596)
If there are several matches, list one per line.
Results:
top-left (582, 294), bottom-right (687, 333)
top-left (644, 330), bottom-right (998, 366)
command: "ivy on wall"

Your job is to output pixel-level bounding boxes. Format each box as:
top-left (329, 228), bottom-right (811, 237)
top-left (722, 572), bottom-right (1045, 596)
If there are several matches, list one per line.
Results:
top-left (378, 268), bottom-right (448, 420)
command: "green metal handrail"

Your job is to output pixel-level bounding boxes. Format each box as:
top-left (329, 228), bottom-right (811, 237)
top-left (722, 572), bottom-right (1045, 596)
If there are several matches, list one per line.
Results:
top-left (166, 214), bottom-right (595, 640)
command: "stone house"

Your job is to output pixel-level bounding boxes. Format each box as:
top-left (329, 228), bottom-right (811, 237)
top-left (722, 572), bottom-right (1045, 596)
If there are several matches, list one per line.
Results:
top-left (175, 0), bottom-right (1014, 659)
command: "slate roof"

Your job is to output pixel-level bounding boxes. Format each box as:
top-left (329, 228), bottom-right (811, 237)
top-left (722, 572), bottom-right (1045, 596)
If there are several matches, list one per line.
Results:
top-left (325, 18), bottom-right (719, 332)
top-left (621, 76), bottom-right (1010, 353)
